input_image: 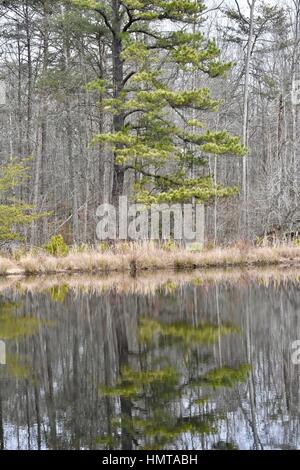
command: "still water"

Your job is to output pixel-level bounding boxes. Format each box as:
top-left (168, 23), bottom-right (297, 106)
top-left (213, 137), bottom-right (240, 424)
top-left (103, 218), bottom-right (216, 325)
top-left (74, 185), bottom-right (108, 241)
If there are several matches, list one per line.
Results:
top-left (0, 271), bottom-right (300, 450)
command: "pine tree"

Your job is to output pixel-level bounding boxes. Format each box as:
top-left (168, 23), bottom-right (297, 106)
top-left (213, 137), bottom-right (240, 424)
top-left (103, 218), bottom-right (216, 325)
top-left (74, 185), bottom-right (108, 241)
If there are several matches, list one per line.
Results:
top-left (71, 0), bottom-right (246, 205)
top-left (0, 160), bottom-right (42, 243)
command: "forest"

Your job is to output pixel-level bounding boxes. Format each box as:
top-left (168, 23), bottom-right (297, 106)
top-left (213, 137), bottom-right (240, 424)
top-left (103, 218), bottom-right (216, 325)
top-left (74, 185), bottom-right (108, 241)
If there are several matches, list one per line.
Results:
top-left (0, 0), bottom-right (299, 249)
top-left (1, 0), bottom-right (300, 453)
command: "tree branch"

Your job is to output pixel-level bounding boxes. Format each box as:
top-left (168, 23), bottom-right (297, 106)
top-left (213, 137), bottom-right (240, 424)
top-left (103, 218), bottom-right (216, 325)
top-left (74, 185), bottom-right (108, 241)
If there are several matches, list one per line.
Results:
top-left (123, 70), bottom-right (137, 86)
top-left (94, 7), bottom-right (114, 35)
top-left (124, 165), bottom-right (182, 187)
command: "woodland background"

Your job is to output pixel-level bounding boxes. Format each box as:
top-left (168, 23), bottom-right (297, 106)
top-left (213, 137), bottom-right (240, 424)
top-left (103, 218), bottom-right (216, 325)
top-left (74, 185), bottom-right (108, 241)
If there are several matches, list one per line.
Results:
top-left (0, 0), bottom-right (299, 246)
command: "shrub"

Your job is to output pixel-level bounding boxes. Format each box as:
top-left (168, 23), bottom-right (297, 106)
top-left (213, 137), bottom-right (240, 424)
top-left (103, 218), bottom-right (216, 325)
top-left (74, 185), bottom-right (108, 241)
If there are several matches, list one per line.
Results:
top-left (186, 242), bottom-right (204, 253)
top-left (161, 240), bottom-right (177, 252)
top-left (98, 242), bottom-right (110, 253)
top-left (44, 235), bottom-right (69, 257)
top-left (293, 237), bottom-right (300, 247)
top-left (255, 236), bottom-right (264, 247)
top-left (72, 243), bottom-right (90, 254)
top-left (12, 248), bottom-right (26, 261)
top-left (204, 242), bottom-right (216, 251)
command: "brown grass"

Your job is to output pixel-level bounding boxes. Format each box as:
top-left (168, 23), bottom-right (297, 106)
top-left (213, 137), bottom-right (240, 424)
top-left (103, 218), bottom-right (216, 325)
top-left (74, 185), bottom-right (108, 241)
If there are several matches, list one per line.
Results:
top-left (1, 242), bottom-right (300, 277)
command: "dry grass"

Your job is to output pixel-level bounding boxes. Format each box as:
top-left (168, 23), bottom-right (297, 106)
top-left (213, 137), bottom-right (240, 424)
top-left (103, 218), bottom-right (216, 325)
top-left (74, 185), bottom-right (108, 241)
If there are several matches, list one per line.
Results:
top-left (0, 257), bottom-right (15, 275)
top-left (1, 242), bottom-right (300, 277)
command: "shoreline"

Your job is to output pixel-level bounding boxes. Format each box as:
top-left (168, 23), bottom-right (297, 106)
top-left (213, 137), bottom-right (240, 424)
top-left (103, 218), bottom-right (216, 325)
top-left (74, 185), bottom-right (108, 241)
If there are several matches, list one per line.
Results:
top-left (1, 244), bottom-right (300, 277)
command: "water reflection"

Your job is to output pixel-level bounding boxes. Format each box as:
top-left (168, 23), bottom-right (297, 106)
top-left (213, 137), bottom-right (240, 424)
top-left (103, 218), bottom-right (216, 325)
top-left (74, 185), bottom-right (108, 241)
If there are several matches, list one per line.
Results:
top-left (0, 274), bottom-right (300, 450)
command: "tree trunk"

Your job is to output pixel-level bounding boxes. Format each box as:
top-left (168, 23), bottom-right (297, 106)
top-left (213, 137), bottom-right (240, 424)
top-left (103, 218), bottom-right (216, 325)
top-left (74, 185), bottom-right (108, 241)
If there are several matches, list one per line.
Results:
top-left (31, 0), bottom-right (49, 245)
top-left (25, 1), bottom-right (33, 157)
top-left (242, 0), bottom-right (256, 237)
top-left (111, 0), bottom-right (125, 207)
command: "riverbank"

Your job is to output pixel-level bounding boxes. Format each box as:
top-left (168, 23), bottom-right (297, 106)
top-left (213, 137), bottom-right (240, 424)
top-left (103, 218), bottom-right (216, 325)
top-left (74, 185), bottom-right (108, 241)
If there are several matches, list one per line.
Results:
top-left (1, 243), bottom-right (300, 277)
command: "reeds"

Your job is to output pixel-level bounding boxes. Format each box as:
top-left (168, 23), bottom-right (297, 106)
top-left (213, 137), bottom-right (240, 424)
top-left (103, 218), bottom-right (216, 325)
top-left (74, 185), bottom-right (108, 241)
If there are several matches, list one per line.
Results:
top-left (1, 242), bottom-right (300, 277)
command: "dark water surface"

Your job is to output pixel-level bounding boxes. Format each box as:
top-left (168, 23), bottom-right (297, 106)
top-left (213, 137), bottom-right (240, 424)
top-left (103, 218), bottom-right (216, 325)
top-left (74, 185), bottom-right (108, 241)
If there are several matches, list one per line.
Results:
top-left (0, 273), bottom-right (300, 450)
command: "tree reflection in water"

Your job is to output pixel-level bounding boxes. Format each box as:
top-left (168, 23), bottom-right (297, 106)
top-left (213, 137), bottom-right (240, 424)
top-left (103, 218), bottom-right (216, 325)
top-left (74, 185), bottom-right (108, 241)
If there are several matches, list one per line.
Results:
top-left (0, 275), bottom-right (299, 450)
top-left (100, 317), bottom-right (248, 450)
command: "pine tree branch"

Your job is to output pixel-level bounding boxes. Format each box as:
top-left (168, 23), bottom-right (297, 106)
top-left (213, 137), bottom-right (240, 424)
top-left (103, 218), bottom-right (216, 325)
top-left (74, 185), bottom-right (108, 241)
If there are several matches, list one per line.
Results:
top-left (124, 165), bottom-right (181, 186)
top-left (94, 7), bottom-right (115, 35)
top-left (123, 71), bottom-right (137, 86)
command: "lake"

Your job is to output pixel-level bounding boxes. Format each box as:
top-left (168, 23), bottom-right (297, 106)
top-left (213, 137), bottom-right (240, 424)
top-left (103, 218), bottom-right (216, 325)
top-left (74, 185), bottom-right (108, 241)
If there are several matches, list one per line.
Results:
top-left (0, 269), bottom-right (300, 450)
